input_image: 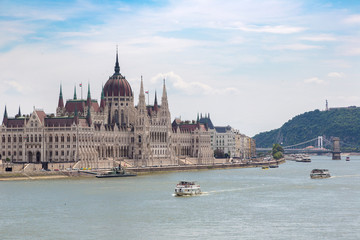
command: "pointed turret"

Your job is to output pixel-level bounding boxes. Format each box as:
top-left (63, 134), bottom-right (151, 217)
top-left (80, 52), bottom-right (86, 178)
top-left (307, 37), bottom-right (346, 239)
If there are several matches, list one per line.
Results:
top-left (154, 91), bottom-right (158, 112)
top-left (58, 84), bottom-right (64, 108)
top-left (138, 76), bottom-right (146, 113)
top-left (100, 85), bottom-right (106, 110)
top-left (160, 78), bottom-right (171, 124)
top-left (86, 83), bottom-right (91, 107)
top-left (16, 106), bottom-right (22, 118)
top-left (114, 46), bottom-right (120, 75)
top-left (197, 113), bottom-right (199, 123)
top-left (73, 85), bottom-right (77, 100)
top-left (3, 105), bottom-right (8, 125)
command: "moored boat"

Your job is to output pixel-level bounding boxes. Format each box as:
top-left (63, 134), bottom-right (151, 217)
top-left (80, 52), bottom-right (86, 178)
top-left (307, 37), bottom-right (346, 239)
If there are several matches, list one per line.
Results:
top-left (174, 181), bottom-right (201, 196)
top-left (310, 169), bottom-right (330, 179)
top-left (346, 156), bottom-right (350, 161)
top-left (96, 167), bottom-right (136, 178)
top-left (296, 155), bottom-right (311, 162)
top-left (269, 165), bottom-right (279, 168)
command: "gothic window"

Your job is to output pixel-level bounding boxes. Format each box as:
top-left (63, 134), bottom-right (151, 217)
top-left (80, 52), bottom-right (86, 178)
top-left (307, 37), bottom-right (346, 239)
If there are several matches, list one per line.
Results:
top-left (67, 135), bottom-right (70, 142)
top-left (73, 135), bottom-right (76, 142)
top-left (55, 135), bottom-right (58, 142)
top-left (35, 135), bottom-right (38, 142)
top-left (121, 110), bottom-right (124, 125)
top-left (30, 135), bottom-right (33, 142)
top-left (115, 110), bottom-right (119, 124)
top-left (14, 151), bottom-right (16, 156)
top-left (19, 151), bottom-right (22, 156)
top-left (138, 135), bottom-right (142, 143)
top-left (49, 135), bottom-right (53, 142)
top-left (8, 135), bottom-right (11, 143)
top-left (1, 135), bottom-right (5, 143)
top-left (19, 135), bottom-right (22, 143)
top-left (61, 135), bottom-right (64, 142)
top-left (13, 135), bottom-right (16, 143)
top-left (39, 135), bottom-right (42, 142)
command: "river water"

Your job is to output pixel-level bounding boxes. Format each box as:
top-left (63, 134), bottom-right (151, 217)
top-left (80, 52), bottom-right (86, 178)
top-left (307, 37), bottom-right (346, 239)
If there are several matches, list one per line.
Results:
top-left (1, 155), bottom-right (359, 240)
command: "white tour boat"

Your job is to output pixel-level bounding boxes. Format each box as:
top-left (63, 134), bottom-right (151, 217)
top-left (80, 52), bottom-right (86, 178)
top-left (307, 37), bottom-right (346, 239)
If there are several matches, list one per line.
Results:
top-left (174, 181), bottom-right (201, 196)
top-left (310, 169), bottom-right (331, 179)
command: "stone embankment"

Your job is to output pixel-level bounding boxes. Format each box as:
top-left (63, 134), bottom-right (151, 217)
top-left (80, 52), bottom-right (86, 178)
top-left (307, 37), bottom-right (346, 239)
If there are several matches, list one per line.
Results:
top-left (0, 158), bottom-right (285, 180)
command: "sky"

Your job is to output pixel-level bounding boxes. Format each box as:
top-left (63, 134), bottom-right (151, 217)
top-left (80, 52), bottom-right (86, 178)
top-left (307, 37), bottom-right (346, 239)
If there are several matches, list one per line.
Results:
top-left (1, 0), bottom-right (360, 137)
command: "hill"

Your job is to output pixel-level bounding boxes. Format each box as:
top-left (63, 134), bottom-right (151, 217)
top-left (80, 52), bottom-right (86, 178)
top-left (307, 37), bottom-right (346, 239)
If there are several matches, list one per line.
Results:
top-left (253, 107), bottom-right (360, 152)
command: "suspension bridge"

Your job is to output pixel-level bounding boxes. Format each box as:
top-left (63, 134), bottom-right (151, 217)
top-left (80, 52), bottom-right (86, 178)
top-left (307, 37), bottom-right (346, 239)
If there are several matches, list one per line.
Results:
top-left (256, 136), bottom-right (335, 154)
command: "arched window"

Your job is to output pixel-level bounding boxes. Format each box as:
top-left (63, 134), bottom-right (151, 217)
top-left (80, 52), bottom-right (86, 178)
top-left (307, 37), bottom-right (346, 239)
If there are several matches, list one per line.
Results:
top-left (55, 135), bottom-right (58, 142)
top-left (61, 135), bottom-right (64, 142)
top-left (67, 135), bottom-right (70, 142)
top-left (35, 135), bottom-right (38, 142)
top-left (2, 135), bottom-right (5, 143)
top-left (49, 135), bottom-right (53, 142)
top-left (13, 135), bottom-right (17, 143)
top-left (73, 135), bottom-right (76, 142)
top-left (8, 135), bottom-right (11, 143)
top-left (138, 135), bottom-right (142, 143)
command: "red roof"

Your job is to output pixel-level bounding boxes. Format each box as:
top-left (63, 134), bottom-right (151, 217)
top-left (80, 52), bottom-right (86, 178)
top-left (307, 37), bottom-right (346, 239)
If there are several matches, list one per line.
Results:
top-left (104, 75), bottom-right (133, 97)
top-left (65, 100), bottom-right (99, 114)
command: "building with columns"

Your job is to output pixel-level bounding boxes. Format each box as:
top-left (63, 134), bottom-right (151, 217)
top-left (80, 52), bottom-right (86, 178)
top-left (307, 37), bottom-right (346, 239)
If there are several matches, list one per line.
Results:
top-left (0, 52), bottom-right (213, 169)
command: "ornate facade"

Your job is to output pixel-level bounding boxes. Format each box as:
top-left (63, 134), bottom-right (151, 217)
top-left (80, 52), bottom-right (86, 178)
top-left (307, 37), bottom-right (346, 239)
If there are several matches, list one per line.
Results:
top-left (0, 52), bottom-right (213, 169)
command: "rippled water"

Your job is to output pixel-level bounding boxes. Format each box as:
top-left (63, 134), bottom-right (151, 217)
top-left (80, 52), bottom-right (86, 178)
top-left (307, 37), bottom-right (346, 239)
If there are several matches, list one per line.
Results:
top-left (1, 155), bottom-right (359, 240)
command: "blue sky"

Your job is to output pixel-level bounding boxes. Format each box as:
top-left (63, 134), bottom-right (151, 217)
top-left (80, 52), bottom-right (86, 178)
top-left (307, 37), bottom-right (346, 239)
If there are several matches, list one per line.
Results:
top-left (1, 0), bottom-right (360, 136)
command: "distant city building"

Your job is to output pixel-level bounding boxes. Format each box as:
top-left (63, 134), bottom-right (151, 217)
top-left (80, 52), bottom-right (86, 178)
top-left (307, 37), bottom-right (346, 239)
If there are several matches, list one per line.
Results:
top-left (198, 114), bottom-right (255, 159)
top-left (0, 51), bottom-right (214, 169)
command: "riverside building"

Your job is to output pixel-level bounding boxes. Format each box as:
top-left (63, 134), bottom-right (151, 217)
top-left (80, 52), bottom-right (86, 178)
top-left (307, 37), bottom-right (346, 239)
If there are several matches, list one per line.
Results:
top-left (0, 52), bottom-right (213, 170)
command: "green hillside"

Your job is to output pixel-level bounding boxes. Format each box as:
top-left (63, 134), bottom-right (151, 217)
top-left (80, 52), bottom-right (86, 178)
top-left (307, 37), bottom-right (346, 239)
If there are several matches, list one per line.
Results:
top-left (253, 107), bottom-right (360, 152)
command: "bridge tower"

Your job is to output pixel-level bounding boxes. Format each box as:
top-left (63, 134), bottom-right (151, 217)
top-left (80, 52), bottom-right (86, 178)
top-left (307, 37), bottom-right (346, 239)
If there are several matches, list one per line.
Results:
top-left (317, 136), bottom-right (323, 149)
top-left (332, 137), bottom-right (341, 160)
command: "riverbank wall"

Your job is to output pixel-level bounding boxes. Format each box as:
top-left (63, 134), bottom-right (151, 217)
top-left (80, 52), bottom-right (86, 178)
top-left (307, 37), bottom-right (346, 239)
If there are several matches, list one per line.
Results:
top-left (0, 158), bottom-right (285, 180)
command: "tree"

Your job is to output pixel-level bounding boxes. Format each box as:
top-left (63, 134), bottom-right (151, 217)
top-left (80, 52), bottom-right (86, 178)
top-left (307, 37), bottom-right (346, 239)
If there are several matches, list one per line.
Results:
top-left (272, 143), bottom-right (284, 160)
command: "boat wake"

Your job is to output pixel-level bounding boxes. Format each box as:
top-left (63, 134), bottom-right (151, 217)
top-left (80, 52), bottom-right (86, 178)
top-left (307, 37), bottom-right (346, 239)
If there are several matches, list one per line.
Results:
top-left (331, 175), bottom-right (360, 178)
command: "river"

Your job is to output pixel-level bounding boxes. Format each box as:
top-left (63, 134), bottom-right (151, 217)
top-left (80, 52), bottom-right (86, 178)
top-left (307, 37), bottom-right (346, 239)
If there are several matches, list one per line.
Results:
top-left (1, 155), bottom-right (359, 240)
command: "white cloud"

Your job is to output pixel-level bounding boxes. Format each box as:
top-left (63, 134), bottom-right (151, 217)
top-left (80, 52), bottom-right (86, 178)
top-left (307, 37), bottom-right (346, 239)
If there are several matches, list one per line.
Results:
top-left (267, 44), bottom-right (322, 51)
top-left (304, 77), bottom-right (326, 85)
top-left (151, 72), bottom-right (239, 95)
top-left (327, 72), bottom-right (344, 78)
top-left (4, 81), bottom-right (25, 93)
top-left (301, 34), bottom-right (336, 42)
top-left (234, 23), bottom-right (305, 34)
top-left (344, 14), bottom-right (360, 24)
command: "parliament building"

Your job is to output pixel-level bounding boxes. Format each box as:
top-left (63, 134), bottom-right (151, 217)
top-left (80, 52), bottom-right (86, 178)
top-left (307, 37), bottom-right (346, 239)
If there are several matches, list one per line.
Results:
top-left (0, 52), bottom-right (214, 169)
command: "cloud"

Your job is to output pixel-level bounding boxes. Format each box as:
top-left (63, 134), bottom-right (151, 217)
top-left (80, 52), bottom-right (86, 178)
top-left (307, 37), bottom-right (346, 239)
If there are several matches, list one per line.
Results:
top-left (4, 81), bottom-right (25, 93)
top-left (151, 72), bottom-right (239, 95)
top-left (327, 72), bottom-right (344, 78)
top-left (344, 14), bottom-right (360, 24)
top-left (234, 23), bottom-right (305, 34)
top-left (304, 77), bottom-right (326, 85)
top-left (300, 34), bottom-right (336, 42)
top-left (267, 44), bottom-right (322, 51)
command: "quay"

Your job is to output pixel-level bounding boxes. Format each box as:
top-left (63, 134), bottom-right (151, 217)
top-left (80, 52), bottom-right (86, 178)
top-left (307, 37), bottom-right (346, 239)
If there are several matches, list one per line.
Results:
top-left (0, 158), bottom-right (285, 180)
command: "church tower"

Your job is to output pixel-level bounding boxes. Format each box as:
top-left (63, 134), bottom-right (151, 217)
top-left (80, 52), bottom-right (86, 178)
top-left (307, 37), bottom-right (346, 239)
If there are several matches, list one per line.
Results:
top-left (134, 76), bottom-right (150, 166)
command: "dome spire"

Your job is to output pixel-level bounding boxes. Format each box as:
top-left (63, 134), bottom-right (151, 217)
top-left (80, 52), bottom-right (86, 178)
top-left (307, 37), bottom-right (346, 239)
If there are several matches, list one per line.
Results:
top-left (73, 85), bottom-right (77, 100)
top-left (114, 45), bottom-right (120, 75)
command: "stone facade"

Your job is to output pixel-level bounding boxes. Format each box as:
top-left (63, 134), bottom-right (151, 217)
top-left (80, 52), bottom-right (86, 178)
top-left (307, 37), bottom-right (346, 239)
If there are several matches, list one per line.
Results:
top-left (0, 53), bottom-right (214, 169)
top-left (199, 114), bottom-right (256, 159)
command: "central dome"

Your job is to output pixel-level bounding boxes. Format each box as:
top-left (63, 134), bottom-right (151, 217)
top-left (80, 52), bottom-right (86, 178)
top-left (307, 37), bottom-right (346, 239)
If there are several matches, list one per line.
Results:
top-left (104, 74), bottom-right (133, 97)
top-left (103, 52), bottom-right (133, 97)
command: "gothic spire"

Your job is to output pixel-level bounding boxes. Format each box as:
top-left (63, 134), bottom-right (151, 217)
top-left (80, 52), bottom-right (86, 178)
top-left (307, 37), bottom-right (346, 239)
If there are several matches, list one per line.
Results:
top-left (154, 91), bottom-right (158, 112)
top-left (197, 113), bottom-right (199, 122)
top-left (138, 76), bottom-right (146, 113)
top-left (87, 83), bottom-right (91, 107)
top-left (100, 85), bottom-right (106, 110)
top-left (73, 85), bottom-right (77, 100)
top-left (17, 106), bottom-right (21, 118)
top-left (58, 84), bottom-right (64, 108)
top-left (3, 105), bottom-right (8, 125)
top-left (114, 46), bottom-right (120, 75)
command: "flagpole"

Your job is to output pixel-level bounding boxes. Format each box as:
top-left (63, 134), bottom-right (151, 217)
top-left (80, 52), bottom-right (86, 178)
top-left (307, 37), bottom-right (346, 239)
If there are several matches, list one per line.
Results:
top-left (148, 91), bottom-right (149, 106)
top-left (81, 82), bottom-right (83, 100)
